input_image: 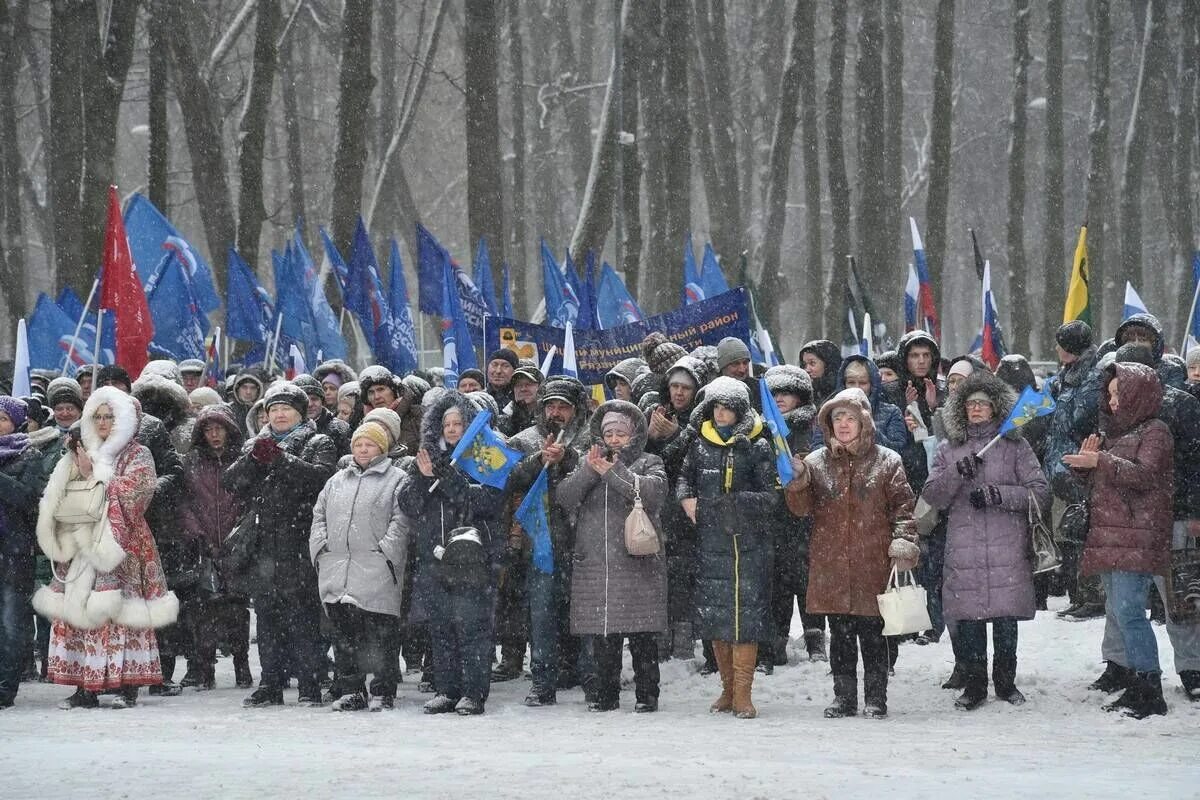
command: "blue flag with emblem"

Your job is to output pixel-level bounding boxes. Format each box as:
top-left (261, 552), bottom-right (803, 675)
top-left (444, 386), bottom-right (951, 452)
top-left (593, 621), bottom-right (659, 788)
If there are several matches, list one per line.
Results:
top-left (473, 238), bottom-right (499, 316)
top-left (386, 238), bottom-right (420, 375)
top-left (449, 409), bottom-right (522, 489)
top-left (596, 262), bottom-right (643, 327)
top-left (998, 383), bottom-right (1056, 436)
top-left (123, 192), bottom-right (221, 312)
top-left (515, 466), bottom-right (554, 575)
top-left (682, 236), bottom-right (704, 305)
top-left (145, 250), bottom-right (210, 360)
top-left (758, 377), bottom-right (795, 484)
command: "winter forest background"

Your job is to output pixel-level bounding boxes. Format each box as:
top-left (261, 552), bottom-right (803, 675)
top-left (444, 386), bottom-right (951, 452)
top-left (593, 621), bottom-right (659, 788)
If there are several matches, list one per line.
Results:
top-left (0, 0), bottom-right (1196, 365)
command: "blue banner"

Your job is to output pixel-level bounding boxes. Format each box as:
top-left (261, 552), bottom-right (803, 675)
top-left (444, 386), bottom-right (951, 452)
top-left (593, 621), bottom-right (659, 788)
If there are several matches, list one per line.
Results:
top-left (486, 288), bottom-right (751, 385)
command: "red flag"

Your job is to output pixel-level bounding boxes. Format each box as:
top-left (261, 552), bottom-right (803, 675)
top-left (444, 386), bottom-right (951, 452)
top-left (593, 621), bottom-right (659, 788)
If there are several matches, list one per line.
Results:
top-left (99, 186), bottom-right (154, 376)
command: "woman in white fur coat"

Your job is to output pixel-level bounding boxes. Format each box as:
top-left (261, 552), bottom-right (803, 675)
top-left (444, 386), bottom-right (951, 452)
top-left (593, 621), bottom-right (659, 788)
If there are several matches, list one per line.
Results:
top-left (33, 386), bottom-right (179, 709)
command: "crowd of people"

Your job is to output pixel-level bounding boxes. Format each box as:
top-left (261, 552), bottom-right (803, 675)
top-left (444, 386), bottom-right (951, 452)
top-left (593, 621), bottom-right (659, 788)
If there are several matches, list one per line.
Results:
top-left (1, 313), bottom-right (1197, 721)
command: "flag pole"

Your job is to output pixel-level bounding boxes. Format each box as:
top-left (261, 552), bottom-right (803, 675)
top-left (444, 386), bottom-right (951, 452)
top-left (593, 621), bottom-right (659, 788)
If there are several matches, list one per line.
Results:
top-left (1181, 274), bottom-right (1200, 356)
top-left (222, 327), bottom-right (231, 374)
top-left (266, 313), bottom-right (284, 373)
top-left (61, 278), bottom-right (100, 372)
top-left (92, 309), bottom-right (104, 378)
top-left (975, 432), bottom-right (1003, 458)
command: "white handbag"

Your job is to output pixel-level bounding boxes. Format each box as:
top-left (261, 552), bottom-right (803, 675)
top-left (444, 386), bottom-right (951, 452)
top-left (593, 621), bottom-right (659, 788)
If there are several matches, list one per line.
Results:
top-left (877, 566), bottom-right (932, 636)
top-left (624, 474), bottom-right (660, 557)
top-left (53, 477), bottom-right (106, 525)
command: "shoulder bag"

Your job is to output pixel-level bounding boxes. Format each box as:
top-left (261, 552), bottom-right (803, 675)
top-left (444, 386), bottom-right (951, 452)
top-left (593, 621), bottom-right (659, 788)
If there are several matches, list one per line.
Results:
top-left (1028, 491), bottom-right (1062, 575)
top-left (624, 474), bottom-right (661, 557)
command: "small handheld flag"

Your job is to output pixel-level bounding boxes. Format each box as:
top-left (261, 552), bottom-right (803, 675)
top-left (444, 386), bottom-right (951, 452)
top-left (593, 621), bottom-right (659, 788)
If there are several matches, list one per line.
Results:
top-left (515, 466), bottom-right (554, 575)
top-left (449, 410), bottom-right (523, 490)
top-left (758, 378), bottom-right (795, 485)
top-left (978, 382), bottom-right (1057, 457)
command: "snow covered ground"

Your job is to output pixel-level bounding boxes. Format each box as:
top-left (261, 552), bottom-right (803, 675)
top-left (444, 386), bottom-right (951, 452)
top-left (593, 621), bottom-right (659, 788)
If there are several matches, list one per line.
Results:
top-left (2, 596), bottom-right (1197, 799)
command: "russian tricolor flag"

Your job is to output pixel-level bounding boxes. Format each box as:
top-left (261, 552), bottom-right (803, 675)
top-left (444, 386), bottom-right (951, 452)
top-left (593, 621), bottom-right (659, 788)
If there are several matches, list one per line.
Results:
top-left (904, 263), bottom-right (919, 332)
top-left (980, 261), bottom-right (1003, 369)
top-left (909, 218), bottom-right (941, 340)
top-left (1123, 281), bottom-right (1149, 321)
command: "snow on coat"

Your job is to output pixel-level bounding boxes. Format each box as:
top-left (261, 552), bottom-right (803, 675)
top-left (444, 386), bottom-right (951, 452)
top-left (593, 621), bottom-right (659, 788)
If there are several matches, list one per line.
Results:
top-left (557, 401), bottom-right (668, 636)
top-left (1081, 363), bottom-right (1174, 577)
top-left (179, 405), bottom-right (245, 554)
top-left (785, 388), bottom-right (917, 617)
top-left (677, 386), bottom-right (779, 642)
top-left (311, 455), bottom-right (409, 617)
top-left (920, 372), bottom-right (1049, 623)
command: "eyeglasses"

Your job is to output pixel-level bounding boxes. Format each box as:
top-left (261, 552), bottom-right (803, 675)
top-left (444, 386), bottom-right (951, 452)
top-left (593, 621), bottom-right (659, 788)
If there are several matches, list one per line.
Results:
top-left (92, 414), bottom-right (116, 422)
top-left (964, 400), bottom-right (993, 410)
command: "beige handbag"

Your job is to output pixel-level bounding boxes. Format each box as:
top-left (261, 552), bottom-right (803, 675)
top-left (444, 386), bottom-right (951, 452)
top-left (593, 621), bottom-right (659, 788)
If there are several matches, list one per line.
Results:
top-left (624, 474), bottom-right (660, 556)
top-left (53, 477), bottom-right (106, 525)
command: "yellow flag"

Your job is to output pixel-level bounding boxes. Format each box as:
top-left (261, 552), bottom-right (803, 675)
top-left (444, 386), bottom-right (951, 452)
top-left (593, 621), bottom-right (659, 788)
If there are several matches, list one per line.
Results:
top-left (1063, 225), bottom-right (1091, 325)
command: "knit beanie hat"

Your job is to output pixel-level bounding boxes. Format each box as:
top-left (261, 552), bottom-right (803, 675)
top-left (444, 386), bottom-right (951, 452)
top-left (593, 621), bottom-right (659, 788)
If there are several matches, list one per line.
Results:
top-left (1055, 320), bottom-right (1093, 356)
top-left (262, 381), bottom-right (308, 416)
top-left (1187, 347), bottom-right (1200, 370)
top-left (641, 332), bottom-right (688, 374)
top-left (96, 364), bottom-right (133, 392)
top-left (601, 411), bottom-right (635, 437)
top-left (292, 374), bottom-right (324, 399)
top-left (488, 348), bottom-right (520, 369)
top-left (0, 396), bottom-right (28, 430)
top-left (716, 337), bottom-right (752, 371)
top-left (46, 377), bottom-right (84, 411)
top-left (947, 360), bottom-right (974, 381)
top-left (362, 407), bottom-right (403, 445)
top-left (351, 420), bottom-right (392, 453)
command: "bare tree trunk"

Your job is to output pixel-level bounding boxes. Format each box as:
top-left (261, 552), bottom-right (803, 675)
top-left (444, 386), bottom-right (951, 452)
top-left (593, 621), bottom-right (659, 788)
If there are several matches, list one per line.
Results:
top-left (330, 0), bottom-right (374, 255)
top-left (883, 0), bottom-right (904, 298)
top-left (147, 1), bottom-right (170, 212)
top-left (235, 0), bottom-right (280, 272)
top-left (799, 0), bottom-right (822, 342)
top-left (376, 0), bottom-right (397, 156)
top-left (619, 0), bottom-right (644, 296)
top-left (656, 0), bottom-right (691, 314)
top-left (279, 25), bottom-right (308, 238)
top-left (0, 0), bottom-right (27, 310)
top-left (692, 0), bottom-right (741, 261)
top-left (465, 0), bottom-right (505, 269)
top-left (637, 0), bottom-right (668, 303)
top-left (1085, 0), bottom-right (1112, 332)
top-left (758, 0), bottom-right (808, 335)
top-left (1042, 0), bottom-right (1066, 345)
top-left (1172, 0), bottom-right (1199, 336)
top-left (507, 0), bottom-right (530, 312)
top-left (1006, 0), bottom-right (1032, 356)
top-left (167, 0), bottom-right (237, 276)
top-left (924, 0), bottom-right (955, 308)
top-left (48, 0), bottom-right (87, 291)
top-left (553, 1), bottom-right (594, 200)
top-left (855, 1), bottom-right (887, 308)
top-left (529, 1), bottom-right (564, 246)
top-left (1119, 0), bottom-right (1167, 304)
top-left (823, 0), bottom-right (851, 337)
top-left (569, 2), bottom-right (627, 261)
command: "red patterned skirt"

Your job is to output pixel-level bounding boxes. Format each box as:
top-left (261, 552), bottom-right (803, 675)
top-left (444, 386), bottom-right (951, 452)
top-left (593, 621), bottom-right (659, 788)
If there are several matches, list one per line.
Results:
top-left (47, 621), bottom-right (163, 691)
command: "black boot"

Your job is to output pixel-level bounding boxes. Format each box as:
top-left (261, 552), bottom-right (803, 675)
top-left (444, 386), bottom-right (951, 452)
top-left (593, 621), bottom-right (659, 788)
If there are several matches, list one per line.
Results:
top-left (954, 664), bottom-right (988, 710)
top-left (490, 643), bottom-right (525, 682)
top-left (941, 662), bottom-right (968, 690)
top-left (863, 670), bottom-right (888, 719)
top-left (1088, 660), bottom-right (1133, 693)
top-left (700, 640), bottom-right (718, 675)
top-left (755, 643), bottom-right (774, 675)
top-left (1180, 670), bottom-right (1200, 701)
top-left (803, 629), bottom-right (828, 663)
top-left (1120, 671), bottom-right (1168, 719)
top-left (992, 656), bottom-right (1025, 705)
top-left (823, 675), bottom-right (857, 718)
top-left (179, 664), bottom-right (203, 688)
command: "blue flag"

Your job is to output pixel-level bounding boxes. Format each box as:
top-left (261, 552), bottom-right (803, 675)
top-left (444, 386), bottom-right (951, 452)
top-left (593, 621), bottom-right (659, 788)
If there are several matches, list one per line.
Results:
top-left (473, 238), bottom-right (499, 316)
top-left (123, 192), bottom-right (220, 312)
top-left (700, 243), bottom-right (730, 299)
top-left (274, 245), bottom-right (318, 362)
top-left (226, 248), bottom-right (274, 344)
top-left (318, 226), bottom-right (350, 296)
top-left (758, 378), bottom-right (795, 484)
top-left (501, 263), bottom-right (514, 319)
top-left (440, 259), bottom-right (461, 387)
top-left (515, 466), bottom-right (554, 575)
top-left (998, 383), bottom-right (1056, 436)
top-left (345, 218), bottom-right (394, 362)
top-left (55, 286), bottom-right (116, 359)
top-left (596, 262), bottom-right (643, 327)
top-left (26, 294), bottom-right (107, 374)
top-left (1189, 252), bottom-right (1200, 346)
top-left (541, 240), bottom-right (579, 327)
top-left (576, 251), bottom-right (599, 331)
top-left (682, 236), bottom-right (704, 305)
top-left (449, 410), bottom-right (522, 489)
top-left (417, 223), bottom-right (450, 316)
top-left (145, 251), bottom-right (210, 360)
top-left (294, 231), bottom-right (347, 361)
top-left (386, 239), bottom-right (420, 375)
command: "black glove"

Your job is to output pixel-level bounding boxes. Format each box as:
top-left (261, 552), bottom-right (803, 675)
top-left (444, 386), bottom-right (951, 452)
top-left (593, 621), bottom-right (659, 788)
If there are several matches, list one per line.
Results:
top-left (956, 454), bottom-right (981, 479)
top-left (969, 485), bottom-right (1003, 509)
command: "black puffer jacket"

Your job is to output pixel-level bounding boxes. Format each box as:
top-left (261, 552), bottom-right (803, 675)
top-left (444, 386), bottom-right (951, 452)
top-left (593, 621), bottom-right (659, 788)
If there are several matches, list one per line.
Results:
top-left (1044, 347), bottom-right (1102, 502)
top-left (0, 445), bottom-right (46, 591)
top-left (676, 378), bottom-right (780, 642)
top-left (397, 391), bottom-right (503, 622)
top-left (222, 422), bottom-right (337, 601)
top-left (312, 407), bottom-right (351, 457)
top-left (137, 412), bottom-right (186, 576)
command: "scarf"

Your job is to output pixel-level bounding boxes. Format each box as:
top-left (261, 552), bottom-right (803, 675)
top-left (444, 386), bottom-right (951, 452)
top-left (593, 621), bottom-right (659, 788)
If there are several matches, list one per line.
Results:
top-left (269, 422), bottom-right (302, 443)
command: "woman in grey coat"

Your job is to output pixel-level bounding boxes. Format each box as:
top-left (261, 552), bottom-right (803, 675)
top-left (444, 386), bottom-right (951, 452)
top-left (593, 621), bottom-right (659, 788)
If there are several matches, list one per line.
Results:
top-left (920, 372), bottom-right (1050, 710)
top-left (558, 400), bottom-right (668, 712)
top-left (310, 419), bottom-right (409, 711)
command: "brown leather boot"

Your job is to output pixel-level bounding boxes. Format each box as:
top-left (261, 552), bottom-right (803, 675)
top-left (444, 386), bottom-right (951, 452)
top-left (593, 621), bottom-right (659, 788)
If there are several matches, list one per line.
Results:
top-left (709, 641), bottom-right (734, 713)
top-left (732, 643), bottom-right (758, 719)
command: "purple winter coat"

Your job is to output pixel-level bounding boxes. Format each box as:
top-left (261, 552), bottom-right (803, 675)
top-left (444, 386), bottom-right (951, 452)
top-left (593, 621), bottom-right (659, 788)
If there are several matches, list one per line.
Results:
top-left (920, 373), bottom-right (1050, 623)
